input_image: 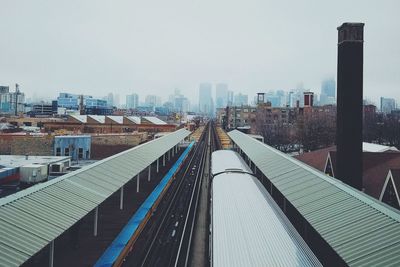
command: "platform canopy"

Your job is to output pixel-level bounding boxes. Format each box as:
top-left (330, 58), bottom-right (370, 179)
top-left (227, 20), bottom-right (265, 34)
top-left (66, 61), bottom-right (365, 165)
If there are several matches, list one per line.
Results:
top-left (0, 128), bottom-right (190, 267)
top-left (228, 130), bottom-right (400, 267)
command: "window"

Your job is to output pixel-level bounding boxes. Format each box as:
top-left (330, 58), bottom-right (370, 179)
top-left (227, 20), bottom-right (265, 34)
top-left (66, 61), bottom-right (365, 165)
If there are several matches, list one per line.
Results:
top-left (64, 147), bottom-right (70, 156)
top-left (78, 148), bottom-right (83, 159)
top-left (56, 147), bottom-right (61, 156)
top-left (51, 164), bottom-right (60, 172)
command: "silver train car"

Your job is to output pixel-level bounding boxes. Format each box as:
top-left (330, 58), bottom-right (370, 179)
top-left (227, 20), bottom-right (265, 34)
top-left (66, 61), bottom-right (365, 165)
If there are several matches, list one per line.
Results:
top-left (210, 150), bottom-right (322, 267)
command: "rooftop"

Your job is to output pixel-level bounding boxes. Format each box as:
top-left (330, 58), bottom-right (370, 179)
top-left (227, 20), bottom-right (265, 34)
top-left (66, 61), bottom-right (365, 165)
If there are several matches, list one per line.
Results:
top-left (0, 155), bottom-right (70, 169)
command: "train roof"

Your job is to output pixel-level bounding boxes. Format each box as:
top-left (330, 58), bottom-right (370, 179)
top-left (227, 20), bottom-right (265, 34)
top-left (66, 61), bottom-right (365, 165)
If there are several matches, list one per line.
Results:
top-left (212, 172), bottom-right (321, 267)
top-left (211, 150), bottom-right (252, 176)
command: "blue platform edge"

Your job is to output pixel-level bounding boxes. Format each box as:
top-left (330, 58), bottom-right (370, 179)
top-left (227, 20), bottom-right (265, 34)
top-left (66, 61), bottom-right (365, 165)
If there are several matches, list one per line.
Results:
top-left (95, 141), bottom-right (194, 267)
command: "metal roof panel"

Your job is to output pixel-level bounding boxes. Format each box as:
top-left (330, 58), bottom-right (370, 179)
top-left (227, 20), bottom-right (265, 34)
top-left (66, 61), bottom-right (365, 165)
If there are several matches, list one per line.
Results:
top-left (0, 129), bottom-right (191, 265)
top-left (228, 130), bottom-right (400, 267)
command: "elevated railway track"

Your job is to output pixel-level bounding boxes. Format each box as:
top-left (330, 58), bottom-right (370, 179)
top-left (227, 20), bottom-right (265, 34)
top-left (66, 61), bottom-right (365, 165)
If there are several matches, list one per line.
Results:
top-left (122, 121), bottom-right (220, 267)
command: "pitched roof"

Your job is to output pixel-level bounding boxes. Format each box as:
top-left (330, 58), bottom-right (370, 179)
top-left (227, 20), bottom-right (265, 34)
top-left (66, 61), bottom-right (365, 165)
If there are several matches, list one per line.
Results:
top-left (362, 142), bottom-right (399, 153)
top-left (106, 116), bottom-right (123, 124)
top-left (126, 116), bottom-right (141, 124)
top-left (70, 115), bottom-right (87, 123)
top-left (87, 115), bottom-right (105, 124)
top-left (295, 146), bottom-right (335, 171)
top-left (297, 148), bottom-right (400, 200)
top-left (390, 169), bottom-right (400, 196)
top-left (328, 151), bottom-right (400, 199)
top-left (142, 116), bottom-right (167, 125)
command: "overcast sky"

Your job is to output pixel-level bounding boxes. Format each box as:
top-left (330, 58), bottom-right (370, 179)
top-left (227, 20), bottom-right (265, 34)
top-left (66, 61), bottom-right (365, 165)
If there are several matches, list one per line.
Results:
top-left (1, 0), bottom-right (399, 105)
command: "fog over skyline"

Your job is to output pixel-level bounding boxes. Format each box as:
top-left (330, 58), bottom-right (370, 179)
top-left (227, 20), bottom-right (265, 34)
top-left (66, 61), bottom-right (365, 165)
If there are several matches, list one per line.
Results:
top-left (1, 0), bottom-right (399, 106)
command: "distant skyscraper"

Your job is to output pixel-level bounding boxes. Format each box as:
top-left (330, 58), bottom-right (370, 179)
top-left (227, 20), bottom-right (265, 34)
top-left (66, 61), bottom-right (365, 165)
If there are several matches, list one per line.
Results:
top-left (380, 97), bottom-right (396, 114)
top-left (227, 90), bottom-right (234, 106)
top-left (175, 96), bottom-right (190, 113)
top-left (107, 93), bottom-right (114, 107)
top-left (265, 90), bottom-right (285, 107)
top-left (199, 83), bottom-right (213, 115)
top-left (114, 94), bottom-right (120, 108)
top-left (126, 94), bottom-right (139, 109)
top-left (321, 79), bottom-right (336, 97)
top-left (215, 83), bottom-right (228, 108)
top-left (145, 95), bottom-right (162, 109)
top-left (233, 93), bottom-right (248, 106)
top-left (320, 79), bottom-right (336, 105)
top-left (288, 91), bottom-right (294, 107)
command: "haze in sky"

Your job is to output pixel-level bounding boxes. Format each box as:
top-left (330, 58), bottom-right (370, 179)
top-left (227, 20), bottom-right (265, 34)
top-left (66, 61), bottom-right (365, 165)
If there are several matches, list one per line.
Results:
top-left (1, 0), bottom-right (399, 105)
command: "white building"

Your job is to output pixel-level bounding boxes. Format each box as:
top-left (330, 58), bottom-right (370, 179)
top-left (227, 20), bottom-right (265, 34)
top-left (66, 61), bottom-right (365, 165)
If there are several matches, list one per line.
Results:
top-left (126, 93), bottom-right (139, 109)
top-left (199, 83), bottom-right (213, 116)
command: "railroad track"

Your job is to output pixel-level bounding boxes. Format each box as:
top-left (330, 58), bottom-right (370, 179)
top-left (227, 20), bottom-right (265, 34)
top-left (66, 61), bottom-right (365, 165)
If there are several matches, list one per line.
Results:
top-left (175, 121), bottom-right (221, 267)
top-left (123, 122), bottom-right (216, 267)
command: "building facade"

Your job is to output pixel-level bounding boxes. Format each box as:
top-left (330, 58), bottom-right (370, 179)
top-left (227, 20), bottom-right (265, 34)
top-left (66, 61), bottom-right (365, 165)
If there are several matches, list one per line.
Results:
top-left (54, 135), bottom-right (91, 161)
top-left (126, 94), bottom-right (139, 109)
top-left (199, 83), bottom-right (213, 116)
top-left (215, 83), bottom-right (228, 109)
top-left (233, 93), bottom-right (248, 106)
top-left (380, 97), bottom-right (396, 114)
top-left (320, 78), bottom-right (336, 105)
top-left (57, 93), bottom-right (111, 115)
top-left (0, 85), bottom-right (25, 114)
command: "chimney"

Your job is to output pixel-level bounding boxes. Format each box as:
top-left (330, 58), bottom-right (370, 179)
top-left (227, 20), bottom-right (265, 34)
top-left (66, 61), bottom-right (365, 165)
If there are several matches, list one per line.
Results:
top-left (304, 92), bottom-right (314, 107)
top-left (336, 23), bottom-right (364, 190)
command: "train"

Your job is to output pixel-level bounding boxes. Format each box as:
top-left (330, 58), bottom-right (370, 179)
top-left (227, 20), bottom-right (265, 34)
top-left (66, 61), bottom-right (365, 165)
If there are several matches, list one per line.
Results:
top-left (210, 150), bottom-right (322, 267)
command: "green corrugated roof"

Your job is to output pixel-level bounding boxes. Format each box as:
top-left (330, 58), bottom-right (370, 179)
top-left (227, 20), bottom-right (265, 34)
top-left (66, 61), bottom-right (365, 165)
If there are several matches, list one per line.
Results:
top-left (0, 129), bottom-right (190, 267)
top-left (228, 130), bottom-right (400, 266)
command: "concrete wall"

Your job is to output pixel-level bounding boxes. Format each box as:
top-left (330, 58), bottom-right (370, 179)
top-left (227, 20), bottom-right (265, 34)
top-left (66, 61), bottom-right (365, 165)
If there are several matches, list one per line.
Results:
top-left (90, 133), bottom-right (147, 159)
top-left (91, 133), bottom-right (147, 146)
top-left (0, 135), bottom-right (53, 156)
top-left (0, 133), bottom-right (148, 159)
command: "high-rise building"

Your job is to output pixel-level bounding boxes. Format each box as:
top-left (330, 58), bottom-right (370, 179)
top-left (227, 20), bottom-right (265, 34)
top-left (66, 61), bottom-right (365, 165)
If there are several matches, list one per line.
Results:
top-left (321, 79), bottom-right (336, 97)
top-left (288, 91), bottom-right (294, 107)
top-left (126, 94), bottom-right (139, 109)
top-left (320, 78), bottom-right (336, 105)
top-left (336, 22), bottom-right (364, 190)
top-left (227, 90), bottom-right (234, 106)
top-left (199, 83), bottom-right (213, 115)
top-left (0, 85), bottom-right (25, 114)
top-left (114, 94), bottom-right (120, 108)
top-left (234, 93), bottom-right (248, 106)
top-left (107, 93), bottom-right (114, 107)
top-left (144, 95), bottom-right (162, 110)
top-left (380, 97), bottom-right (396, 114)
top-left (174, 96), bottom-right (190, 113)
top-left (215, 83), bottom-right (228, 108)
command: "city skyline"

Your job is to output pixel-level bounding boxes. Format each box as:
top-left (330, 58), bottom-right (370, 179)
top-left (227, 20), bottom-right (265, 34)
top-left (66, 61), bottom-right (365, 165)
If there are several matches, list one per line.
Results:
top-left (14, 83), bottom-right (400, 110)
top-left (1, 1), bottom-right (400, 106)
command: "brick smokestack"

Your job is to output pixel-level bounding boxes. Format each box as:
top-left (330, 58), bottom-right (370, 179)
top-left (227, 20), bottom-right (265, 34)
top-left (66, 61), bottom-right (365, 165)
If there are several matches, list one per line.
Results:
top-left (336, 23), bottom-right (364, 190)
